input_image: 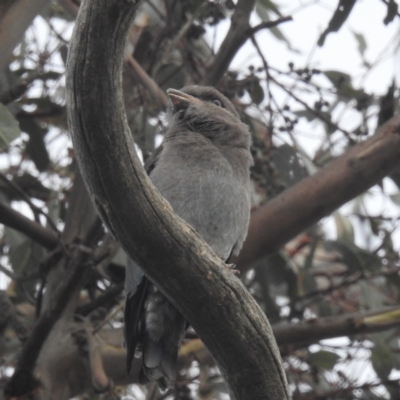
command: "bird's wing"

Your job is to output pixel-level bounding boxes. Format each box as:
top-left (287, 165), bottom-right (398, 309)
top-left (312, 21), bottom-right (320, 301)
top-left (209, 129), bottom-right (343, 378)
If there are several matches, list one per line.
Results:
top-left (144, 144), bottom-right (163, 175)
top-left (124, 258), bottom-right (150, 373)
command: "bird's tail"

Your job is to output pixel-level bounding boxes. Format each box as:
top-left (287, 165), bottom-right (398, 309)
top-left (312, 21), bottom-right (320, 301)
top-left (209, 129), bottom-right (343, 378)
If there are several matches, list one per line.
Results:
top-left (138, 286), bottom-right (186, 389)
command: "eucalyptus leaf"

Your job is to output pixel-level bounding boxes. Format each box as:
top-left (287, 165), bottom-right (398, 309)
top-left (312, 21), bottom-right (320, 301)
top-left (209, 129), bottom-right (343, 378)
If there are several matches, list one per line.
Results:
top-left (353, 31), bottom-right (367, 57)
top-left (308, 350), bottom-right (340, 371)
top-left (0, 104), bottom-right (20, 150)
top-left (334, 212), bottom-right (354, 242)
top-left (371, 339), bottom-right (393, 380)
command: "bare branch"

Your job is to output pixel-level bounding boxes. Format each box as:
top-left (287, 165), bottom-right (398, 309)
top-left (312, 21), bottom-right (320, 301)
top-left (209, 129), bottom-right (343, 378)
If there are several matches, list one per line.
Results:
top-left (0, 201), bottom-right (59, 250)
top-left (248, 16), bottom-right (293, 35)
top-left (126, 55), bottom-right (168, 107)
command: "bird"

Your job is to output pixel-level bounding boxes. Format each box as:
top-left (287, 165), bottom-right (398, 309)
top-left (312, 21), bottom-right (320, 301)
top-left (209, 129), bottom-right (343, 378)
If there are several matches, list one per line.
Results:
top-left (124, 85), bottom-right (253, 389)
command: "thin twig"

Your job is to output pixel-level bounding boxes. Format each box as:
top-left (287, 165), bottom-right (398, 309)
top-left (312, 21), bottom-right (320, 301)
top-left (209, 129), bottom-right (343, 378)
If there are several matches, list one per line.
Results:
top-left (126, 55), bottom-right (169, 107)
top-left (92, 301), bottom-right (124, 334)
top-left (248, 16), bottom-right (293, 35)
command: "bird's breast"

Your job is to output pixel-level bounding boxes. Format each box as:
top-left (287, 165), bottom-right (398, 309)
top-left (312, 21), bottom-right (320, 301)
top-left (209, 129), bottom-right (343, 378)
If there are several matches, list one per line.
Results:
top-left (149, 143), bottom-right (250, 260)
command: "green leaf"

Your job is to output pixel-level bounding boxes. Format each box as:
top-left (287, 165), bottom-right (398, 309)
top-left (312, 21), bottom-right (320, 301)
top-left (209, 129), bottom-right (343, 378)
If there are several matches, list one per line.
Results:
top-left (18, 116), bottom-right (50, 172)
top-left (292, 109), bottom-right (316, 122)
top-left (309, 350), bottom-right (340, 371)
top-left (353, 31), bottom-right (367, 57)
top-left (324, 70), bottom-right (352, 89)
top-left (3, 226), bottom-right (27, 249)
top-left (0, 104), bottom-right (20, 150)
top-left (389, 192), bottom-right (400, 206)
top-left (333, 212), bottom-right (354, 242)
top-left (257, 0), bottom-right (282, 17)
top-left (325, 240), bottom-right (381, 273)
top-left (323, 70), bottom-right (370, 106)
top-left (371, 339), bottom-right (393, 380)
top-left (247, 80), bottom-right (264, 105)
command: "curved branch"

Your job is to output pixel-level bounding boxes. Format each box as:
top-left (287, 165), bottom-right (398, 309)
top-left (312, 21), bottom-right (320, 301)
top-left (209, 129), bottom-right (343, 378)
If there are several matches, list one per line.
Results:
top-left (236, 115), bottom-right (400, 272)
top-left (65, 0), bottom-right (290, 399)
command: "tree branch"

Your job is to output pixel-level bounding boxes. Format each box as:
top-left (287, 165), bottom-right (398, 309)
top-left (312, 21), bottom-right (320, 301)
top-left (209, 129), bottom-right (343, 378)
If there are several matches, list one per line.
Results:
top-left (248, 16), bottom-right (293, 35)
top-left (274, 306), bottom-right (400, 347)
top-left (65, 0), bottom-right (291, 399)
top-left (76, 305), bottom-right (400, 388)
top-left (235, 114), bottom-right (400, 272)
top-left (126, 55), bottom-right (168, 107)
top-left (0, 201), bottom-right (59, 250)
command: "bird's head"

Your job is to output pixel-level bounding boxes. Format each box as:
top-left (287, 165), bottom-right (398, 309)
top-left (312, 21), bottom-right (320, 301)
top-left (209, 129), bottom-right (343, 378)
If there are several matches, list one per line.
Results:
top-left (166, 86), bottom-right (251, 151)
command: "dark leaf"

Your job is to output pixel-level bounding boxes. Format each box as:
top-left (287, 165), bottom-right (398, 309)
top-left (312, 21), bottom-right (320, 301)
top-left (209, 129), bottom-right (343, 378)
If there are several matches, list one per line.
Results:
top-left (271, 144), bottom-right (306, 187)
top-left (323, 70), bottom-right (351, 89)
top-left (377, 81), bottom-right (395, 128)
top-left (325, 240), bottom-right (381, 274)
top-left (292, 109), bottom-right (317, 122)
top-left (334, 212), bottom-right (354, 243)
top-left (383, 0), bottom-right (398, 25)
top-left (256, 0), bottom-right (282, 17)
top-left (318, 0), bottom-right (357, 46)
top-left (308, 350), bottom-right (340, 371)
top-left (38, 71), bottom-right (62, 81)
top-left (0, 104), bottom-right (20, 150)
top-left (247, 80), bottom-right (264, 105)
top-left (371, 337), bottom-right (393, 380)
top-left (353, 31), bottom-right (367, 57)
top-left (323, 70), bottom-right (371, 106)
top-left (59, 45), bottom-right (68, 66)
top-left (17, 115), bottom-right (50, 172)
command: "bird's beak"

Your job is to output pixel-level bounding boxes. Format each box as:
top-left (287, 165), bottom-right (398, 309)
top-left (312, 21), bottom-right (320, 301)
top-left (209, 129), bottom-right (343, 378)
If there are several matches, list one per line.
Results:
top-left (166, 89), bottom-right (200, 111)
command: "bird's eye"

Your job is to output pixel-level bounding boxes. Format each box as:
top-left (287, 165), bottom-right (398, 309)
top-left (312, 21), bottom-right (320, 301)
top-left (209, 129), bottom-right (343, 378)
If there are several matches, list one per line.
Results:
top-left (211, 99), bottom-right (222, 107)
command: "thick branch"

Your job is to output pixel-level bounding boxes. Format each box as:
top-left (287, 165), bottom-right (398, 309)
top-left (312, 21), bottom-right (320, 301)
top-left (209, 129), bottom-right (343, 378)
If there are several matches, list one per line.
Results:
top-left (91, 305), bottom-right (400, 385)
top-left (65, 0), bottom-right (290, 399)
top-left (274, 306), bottom-right (400, 347)
top-left (0, 201), bottom-right (58, 249)
top-left (236, 115), bottom-right (400, 272)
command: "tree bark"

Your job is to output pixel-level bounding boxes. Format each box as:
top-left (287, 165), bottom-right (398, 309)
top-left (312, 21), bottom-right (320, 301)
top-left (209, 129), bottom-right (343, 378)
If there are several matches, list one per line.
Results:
top-left (65, 1), bottom-right (291, 399)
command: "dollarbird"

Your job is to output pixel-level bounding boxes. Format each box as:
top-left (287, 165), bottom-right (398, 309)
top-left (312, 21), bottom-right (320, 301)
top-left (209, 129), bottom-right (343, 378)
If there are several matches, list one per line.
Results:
top-left (124, 85), bottom-right (253, 389)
